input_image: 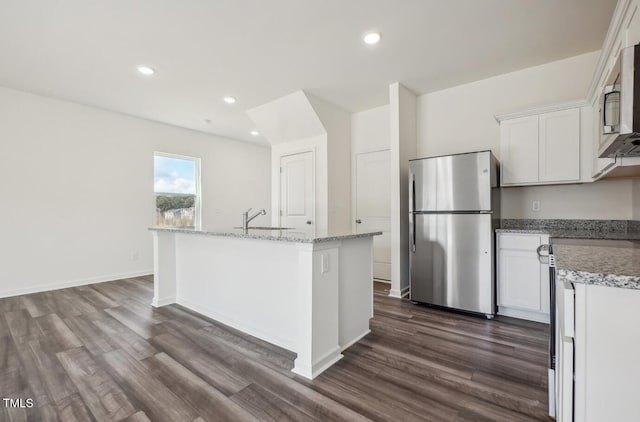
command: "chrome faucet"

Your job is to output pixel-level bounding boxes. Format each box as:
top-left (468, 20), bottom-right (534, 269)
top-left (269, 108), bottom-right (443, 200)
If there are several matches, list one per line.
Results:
top-left (242, 208), bottom-right (266, 230)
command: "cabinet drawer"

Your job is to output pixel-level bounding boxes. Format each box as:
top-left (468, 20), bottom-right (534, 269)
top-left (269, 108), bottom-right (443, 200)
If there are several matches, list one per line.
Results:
top-left (499, 234), bottom-right (544, 250)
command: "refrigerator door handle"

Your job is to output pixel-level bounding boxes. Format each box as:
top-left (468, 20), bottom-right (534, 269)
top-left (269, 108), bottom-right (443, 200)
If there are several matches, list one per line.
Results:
top-left (411, 215), bottom-right (416, 252)
top-left (411, 177), bottom-right (416, 252)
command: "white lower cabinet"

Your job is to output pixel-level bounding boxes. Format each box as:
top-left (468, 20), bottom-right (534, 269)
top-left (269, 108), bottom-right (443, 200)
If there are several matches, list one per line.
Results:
top-left (572, 283), bottom-right (640, 421)
top-left (497, 233), bottom-right (550, 323)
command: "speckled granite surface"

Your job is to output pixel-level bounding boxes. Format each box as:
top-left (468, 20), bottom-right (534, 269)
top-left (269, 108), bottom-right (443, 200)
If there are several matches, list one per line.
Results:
top-left (149, 227), bottom-right (382, 244)
top-left (500, 218), bottom-right (631, 232)
top-left (554, 242), bottom-right (640, 290)
top-left (497, 219), bottom-right (640, 240)
top-left (498, 229), bottom-right (640, 240)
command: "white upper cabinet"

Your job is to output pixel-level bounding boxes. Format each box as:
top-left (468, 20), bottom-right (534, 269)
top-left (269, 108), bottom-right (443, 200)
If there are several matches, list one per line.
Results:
top-left (587, 0), bottom-right (640, 179)
top-left (538, 108), bottom-right (580, 183)
top-left (500, 115), bottom-right (539, 185)
top-left (499, 107), bottom-right (581, 186)
top-left (591, 102), bottom-right (617, 178)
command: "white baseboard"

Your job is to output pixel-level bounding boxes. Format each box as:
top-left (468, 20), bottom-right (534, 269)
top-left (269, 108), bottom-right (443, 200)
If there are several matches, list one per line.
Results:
top-left (340, 329), bottom-right (371, 352)
top-left (388, 289), bottom-right (402, 298)
top-left (152, 296), bottom-right (176, 307)
top-left (498, 306), bottom-right (550, 324)
top-left (0, 269), bottom-right (153, 299)
top-left (373, 278), bottom-right (391, 284)
top-left (293, 346), bottom-right (344, 380)
top-left (388, 285), bottom-right (410, 299)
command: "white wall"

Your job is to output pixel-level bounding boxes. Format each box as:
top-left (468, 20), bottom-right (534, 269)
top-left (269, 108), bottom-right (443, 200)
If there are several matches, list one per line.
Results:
top-left (351, 104), bottom-right (390, 233)
top-left (389, 83), bottom-right (416, 297)
top-left (633, 180), bottom-right (640, 220)
top-left (0, 86), bottom-right (271, 298)
top-left (351, 105), bottom-right (390, 154)
top-left (416, 51), bottom-right (634, 219)
top-left (247, 90), bottom-right (326, 145)
top-left (502, 180), bottom-right (633, 220)
top-left (417, 51), bottom-right (599, 158)
top-left (308, 96), bottom-right (352, 233)
top-left (252, 90), bottom-right (351, 233)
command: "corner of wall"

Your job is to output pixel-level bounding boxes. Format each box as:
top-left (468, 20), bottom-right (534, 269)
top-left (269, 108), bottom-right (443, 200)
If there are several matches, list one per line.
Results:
top-left (389, 83), bottom-right (417, 296)
top-left (306, 94), bottom-right (353, 232)
top-left (633, 179), bottom-right (640, 220)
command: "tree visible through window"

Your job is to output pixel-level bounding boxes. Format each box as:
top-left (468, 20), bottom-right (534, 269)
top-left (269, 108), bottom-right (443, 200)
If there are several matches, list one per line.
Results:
top-left (154, 153), bottom-right (200, 228)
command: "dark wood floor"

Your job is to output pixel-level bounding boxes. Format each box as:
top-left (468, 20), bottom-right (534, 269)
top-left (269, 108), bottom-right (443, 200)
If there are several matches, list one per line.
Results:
top-left (0, 277), bottom-right (551, 421)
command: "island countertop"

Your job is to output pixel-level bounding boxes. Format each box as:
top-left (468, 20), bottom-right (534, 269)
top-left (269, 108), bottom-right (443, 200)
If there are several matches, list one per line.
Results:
top-left (554, 241), bottom-right (640, 290)
top-left (149, 226), bottom-right (382, 244)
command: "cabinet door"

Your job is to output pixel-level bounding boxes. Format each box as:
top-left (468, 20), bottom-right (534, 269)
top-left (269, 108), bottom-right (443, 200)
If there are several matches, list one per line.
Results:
top-left (539, 108), bottom-right (580, 183)
top-left (591, 102), bottom-right (616, 178)
top-left (500, 115), bottom-right (539, 185)
top-left (498, 248), bottom-right (542, 311)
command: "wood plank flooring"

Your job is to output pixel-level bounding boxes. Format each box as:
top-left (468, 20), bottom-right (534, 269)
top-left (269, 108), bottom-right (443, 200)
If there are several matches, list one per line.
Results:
top-left (0, 278), bottom-right (551, 421)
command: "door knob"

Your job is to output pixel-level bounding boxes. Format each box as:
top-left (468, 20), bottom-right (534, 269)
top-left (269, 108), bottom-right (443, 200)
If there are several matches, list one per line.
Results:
top-left (306, 220), bottom-right (312, 225)
top-left (355, 219), bottom-right (362, 224)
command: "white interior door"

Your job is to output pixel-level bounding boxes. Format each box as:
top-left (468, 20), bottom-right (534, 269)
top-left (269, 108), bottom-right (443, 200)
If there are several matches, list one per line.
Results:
top-left (280, 151), bottom-right (314, 231)
top-left (356, 150), bottom-right (391, 280)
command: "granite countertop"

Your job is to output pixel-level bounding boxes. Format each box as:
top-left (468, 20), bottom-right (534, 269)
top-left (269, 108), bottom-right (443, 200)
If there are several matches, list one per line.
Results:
top-left (554, 242), bottom-right (640, 290)
top-left (496, 228), bottom-right (640, 240)
top-left (496, 218), bottom-right (640, 240)
top-left (149, 226), bottom-right (382, 244)
top-left (497, 219), bottom-right (640, 289)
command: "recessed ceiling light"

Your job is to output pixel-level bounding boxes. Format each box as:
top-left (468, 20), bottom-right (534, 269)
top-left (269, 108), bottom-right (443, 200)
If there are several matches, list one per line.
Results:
top-left (363, 32), bottom-right (381, 45)
top-left (250, 130), bottom-right (259, 136)
top-left (223, 96), bottom-right (237, 104)
top-left (136, 65), bottom-right (155, 76)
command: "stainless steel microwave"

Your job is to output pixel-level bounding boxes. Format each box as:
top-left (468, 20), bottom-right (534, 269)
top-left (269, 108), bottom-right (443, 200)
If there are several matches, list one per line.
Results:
top-left (599, 44), bottom-right (640, 157)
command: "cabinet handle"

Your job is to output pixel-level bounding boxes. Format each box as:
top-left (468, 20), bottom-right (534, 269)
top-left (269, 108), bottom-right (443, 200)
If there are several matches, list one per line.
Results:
top-left (537, 244), bottom-right (550, 264)
top-left (536, 244), bottom-right (549, 256)
top-left (355, 219), bottom-right (362, 224)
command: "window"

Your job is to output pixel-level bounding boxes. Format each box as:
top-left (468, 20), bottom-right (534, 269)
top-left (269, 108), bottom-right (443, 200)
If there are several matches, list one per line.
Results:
top-left (154, 152), bottom-right (201, 229)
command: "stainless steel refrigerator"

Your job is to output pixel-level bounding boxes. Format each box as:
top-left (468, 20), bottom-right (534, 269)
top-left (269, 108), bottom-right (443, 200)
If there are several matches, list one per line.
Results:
top-left (409, 150), bottom-right (499, 318)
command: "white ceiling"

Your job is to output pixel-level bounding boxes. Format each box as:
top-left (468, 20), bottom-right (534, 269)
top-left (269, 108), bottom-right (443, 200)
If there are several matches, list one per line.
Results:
top-left (0, 0), bottom-right (617, 144)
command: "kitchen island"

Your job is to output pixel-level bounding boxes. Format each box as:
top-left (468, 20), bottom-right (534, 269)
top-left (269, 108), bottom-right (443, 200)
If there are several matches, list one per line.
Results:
top-left (149, 227), bottom-right (381, 379)
top-left (553, 240), bottom-right (640, 421)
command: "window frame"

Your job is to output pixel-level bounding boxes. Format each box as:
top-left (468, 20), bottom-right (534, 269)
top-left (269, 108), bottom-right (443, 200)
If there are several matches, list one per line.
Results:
top-left (153, 151), bottom-right (202, 230)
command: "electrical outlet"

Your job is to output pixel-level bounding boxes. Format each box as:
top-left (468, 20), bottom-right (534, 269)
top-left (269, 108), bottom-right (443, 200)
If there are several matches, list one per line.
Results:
top-left (532, 200), bottom-right (541, 212)
top-left (321, 254), bottom-right (329, 273)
